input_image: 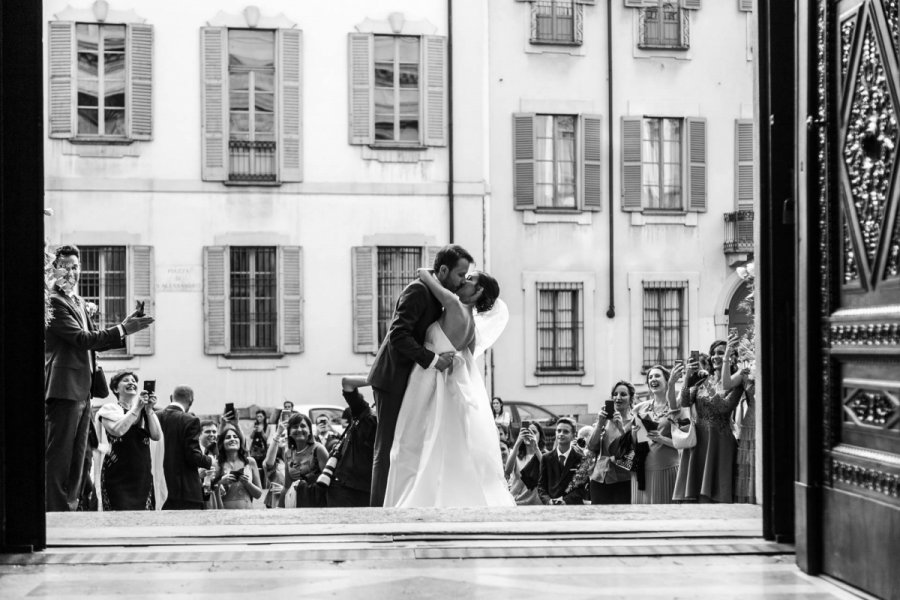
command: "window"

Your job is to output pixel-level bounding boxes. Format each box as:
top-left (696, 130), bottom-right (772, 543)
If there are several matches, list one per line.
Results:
top-left (201, 27), bottom-right (302, 184)
top-left (228, 30), bottom-right (277, 182)
top-left (351, 245), bottom-right (438, 353)
top-left (639, 2), bottom-right (688, 49)
top-left (513, 113), bottom-right (603, 212)
top-left (532, 1), bottom-right (578, 44)
top-left (76, 245), bottom-right (154, 356)
top-left (203, 246), bottom-right (304, 356)
top-left (536, 282), bottom-right (584, 373)
top-left (48, 19), bottom-right (153, 141)
top-left (230, 247), bottom-right (277, 352)
top-left (641, 281), bottom-right (688, 371)
top-left (621, 116), bottom-right (707, 213)
top-left (348, 33), bottom-right (446, 148)
top-left (376, 247), bottom-right (424, 342)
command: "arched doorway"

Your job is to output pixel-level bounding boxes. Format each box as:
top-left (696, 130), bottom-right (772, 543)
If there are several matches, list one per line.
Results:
top-left (727, 280), bottom-right (752, 340)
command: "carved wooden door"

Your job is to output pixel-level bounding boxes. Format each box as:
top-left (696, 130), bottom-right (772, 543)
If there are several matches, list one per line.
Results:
top-left (816, 0), bottom-right (899, 596)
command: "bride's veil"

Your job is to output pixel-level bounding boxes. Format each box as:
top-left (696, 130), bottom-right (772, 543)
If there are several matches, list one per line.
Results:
top-left (473, 298), bottom-right (509, 359)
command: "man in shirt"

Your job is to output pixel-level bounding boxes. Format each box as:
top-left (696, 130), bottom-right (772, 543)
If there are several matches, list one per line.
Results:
top-left (44, 244), bottom-right (154, 511)
top-left (538, 418), bottom-right (585, 505)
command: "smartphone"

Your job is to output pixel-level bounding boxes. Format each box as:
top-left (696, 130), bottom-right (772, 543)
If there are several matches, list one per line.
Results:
top-left (143, 380), bottom-right (156, 394)
top-left (229, 469), bottom-right (244, 479)
top-left (604, 400), bottom-right (616, 418)
top-left (224, 402), bottom-right (235, 419)
top-left (690, 350), bottom-right (700, 364)
top-left (280, 409), bottom-right (292, 423)
top-left (135, 300), bottom-right (145, 317)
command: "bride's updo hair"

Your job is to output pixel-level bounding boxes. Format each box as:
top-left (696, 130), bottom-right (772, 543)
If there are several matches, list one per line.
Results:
top-left (473, 271), bottom-right (500, 313)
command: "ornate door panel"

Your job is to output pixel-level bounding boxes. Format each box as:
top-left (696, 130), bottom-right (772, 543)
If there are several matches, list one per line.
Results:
top-left (817, 0), bottom-right (900, 596)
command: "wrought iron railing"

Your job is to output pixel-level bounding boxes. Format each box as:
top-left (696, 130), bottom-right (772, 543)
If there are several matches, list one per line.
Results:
top-left (724, 210), bottom-right (755, 253)
top-left (229, 140), bottom-right (277, 183)
top-left (531, 1), bottom-right (581, 45)
top-left (637, 5), bottom-right (690, 50)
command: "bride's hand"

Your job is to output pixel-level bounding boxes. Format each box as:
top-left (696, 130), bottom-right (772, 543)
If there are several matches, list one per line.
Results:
top-left (417, 267), bottom-right (434, 281)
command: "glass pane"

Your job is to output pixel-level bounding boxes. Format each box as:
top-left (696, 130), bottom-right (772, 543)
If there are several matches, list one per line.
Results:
top-left (398, 64), bottom-right (418, 88)
top-left (375, 119), bottom-right (394, 141)
top-left (78, 52), bottom-right (98, 78)
top-left (230, 112), bottom-right (249, 132)
top-left (255, 72), bottom-right (274, 92)
top-left (557, 185), bottom-right (577, 208)
top-left (535, 161), bottom-right (553, 185)
top-left (374, 64), bottom-right (394, 88)
top-left (104, 52), bottom-right (125, 78)
top-left (78, 109), bottom-right (98, 134)
top-left (535, 138), bottom-right (553, 161)
top-left (104, 109), bottom-right (125, 135)
top-left (535, 115), bottom-right (553, 137)
top-left (104, 90), bottom-right (125, 109)
top-left (374, 89), bottom-right (394, 114)
top-left (557, 115), bottom-right (575, 134)
top-left (399, 119), bottom-right (418, 141)
top-left (557, 162), bottom-right (575, 186)
top-left (230, 91), bottom-right (249, 111)
top-left (398, 90), bottom-right (418, 116)
top-left (373, 36), bottom-right (394, 63)
top-left (397, 37), bottom-right (419, 63)
top-left (78, 80), bottom-right (98, 107)
top-left (255, 113), bottom-right (274, 133)
top-left (255, 92), bottom-right (274, 113)
top-left (228, 29), bottom-right (275, 69)
top-left (102, 25), bottom-right (125, 51)
top-left (230, 72), bottom-right (250, 91)
top-left (76, 24), bottom-right (99, 52)
top-left (535, 183), bottom-right (554, 207)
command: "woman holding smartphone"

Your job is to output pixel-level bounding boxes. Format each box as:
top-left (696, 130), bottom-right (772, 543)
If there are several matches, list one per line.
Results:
top-left (214, 423), bottom-right (263, 509)
top-left (505, 421), bottom-right (544, 505)
top-left (673, 336), bottom-right (746, 503)
top-left (587, 381), bottom-right (635, 504)
top-left (630, 365), bottom-right (681, 504)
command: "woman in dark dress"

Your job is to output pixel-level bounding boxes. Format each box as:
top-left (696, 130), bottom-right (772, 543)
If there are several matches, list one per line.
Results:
top-left (588, 380), bottom-right (635, 504)
top-left (97, 371), bottom-right (161, 510)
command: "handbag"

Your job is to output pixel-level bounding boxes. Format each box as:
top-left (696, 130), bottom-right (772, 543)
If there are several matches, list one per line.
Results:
top-left (671, 405), bottom-right (697, 449)
top-left (90, 365), bottom-right (110, 399)
top-left (609, 432), bottom-right (636, 471)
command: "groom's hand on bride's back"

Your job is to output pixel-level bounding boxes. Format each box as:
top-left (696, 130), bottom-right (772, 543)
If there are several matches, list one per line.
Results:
top-left (434, 352), bottom-right (455, 372)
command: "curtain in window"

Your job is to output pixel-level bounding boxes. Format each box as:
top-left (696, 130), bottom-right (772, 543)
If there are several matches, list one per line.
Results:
top-left (642, 119), bottom-right (661, 208)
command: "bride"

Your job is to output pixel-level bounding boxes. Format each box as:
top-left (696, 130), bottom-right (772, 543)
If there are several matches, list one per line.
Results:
top-left (383, 268), bottom-right (515, 508)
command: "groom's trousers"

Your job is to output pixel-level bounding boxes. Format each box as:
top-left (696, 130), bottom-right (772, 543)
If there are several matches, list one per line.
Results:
top-left (369, 386), bottom-right (400, 507)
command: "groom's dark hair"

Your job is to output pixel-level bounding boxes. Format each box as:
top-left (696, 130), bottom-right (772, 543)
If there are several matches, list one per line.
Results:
top-left (433, 244), bottom-right (474, 272)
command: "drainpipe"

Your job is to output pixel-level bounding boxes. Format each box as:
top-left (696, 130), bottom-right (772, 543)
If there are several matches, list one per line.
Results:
top-left (606, 0), bottom-right (616, 319)
top-left (447, 0), bottom-right (455, 242)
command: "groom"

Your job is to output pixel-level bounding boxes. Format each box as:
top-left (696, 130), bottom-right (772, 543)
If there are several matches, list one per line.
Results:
top-left (367, 244), bottom-right (474, 507)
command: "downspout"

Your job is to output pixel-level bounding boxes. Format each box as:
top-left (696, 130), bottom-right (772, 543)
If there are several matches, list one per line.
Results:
top-left (606, 0), bottom-right (616, 318)
top-left (447, 0), bottom-right (455, 242)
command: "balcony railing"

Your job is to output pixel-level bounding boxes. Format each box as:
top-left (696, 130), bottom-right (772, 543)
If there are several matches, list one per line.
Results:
top-left (229, 140), bottom-right (277, 183)
top-left (724, 210), bottom-right (754, 254)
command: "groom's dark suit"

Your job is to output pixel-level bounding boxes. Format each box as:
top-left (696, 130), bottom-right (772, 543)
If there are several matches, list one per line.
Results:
top-left (44, 287), bottom-right (124, 511)
top-left (367, 279), bottom-right (442, 507)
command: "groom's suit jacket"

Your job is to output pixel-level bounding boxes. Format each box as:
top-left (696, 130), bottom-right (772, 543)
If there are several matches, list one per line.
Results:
top-left (367, 280), bottom-right (443, 395)
top-left (44, 288), bottom-right (124, 402)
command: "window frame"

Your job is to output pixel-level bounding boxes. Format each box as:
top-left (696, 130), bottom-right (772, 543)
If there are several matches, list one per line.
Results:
top-left (375, 246), bottom-right (426, 343)
top-left (637, 1), bottom-right (690, 51)
top-left (229, 246), bottom-right (278, 354)
top-left (372, 35), bottom-right (421, 147)
top-left (79, 245), bottom-right (128, 356)
top-left (640, 280), bottom-right (689, 373)
top-left (530, 0), bottom-right (582, 46)
top-left (74, 22), bottom-right (127, 139)
top-left (641, 116), bottom-right (684, 212)
top-left (534, 114), bottom-right (578, 211)
top-left (536, 282), bottom-right (585, 374)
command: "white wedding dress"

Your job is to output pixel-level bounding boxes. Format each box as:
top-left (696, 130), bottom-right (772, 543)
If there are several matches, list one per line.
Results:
top-left (384, 302), bottom-right (515, 508)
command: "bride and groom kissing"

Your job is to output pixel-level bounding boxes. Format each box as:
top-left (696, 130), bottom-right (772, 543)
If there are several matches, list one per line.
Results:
top-left (366, 244), bottom-right (515, 508)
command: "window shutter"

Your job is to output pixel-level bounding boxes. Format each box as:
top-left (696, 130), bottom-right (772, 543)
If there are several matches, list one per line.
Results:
top-left (200, 27), bottom-right (228, 181)
top-left (203, 246), bottom-right (230, 354)
top-left (575, 0), bottom-right (596, 4)
top-left (681, 0), bottom-right (702, 9)
top-left (735, 119), bottom-right (754, 209)
top-left (582, 115), bottom-right (603, 211)
top-left (686, 117), bottom-right (708, 212)
top-left (127, 24), bottom-right (153, 141)
top-left (277, 29), bottom-right (303, 182)
top-left (424, 246), bottom-right (442, 270)
top-left (278, 246), bottom-right (304, 354)
top-left (127, 246), bottom-right (154, 356)
top-left (738, 0), bottom-right (753, 12)
top-left (621, 116), bottom-right (643, 211)
top-left (348, 33), bottom-right (374, 145)
top-left (48, 21), bottom-right (75, 138)
top-left (624, 0), bottom-right (654, 7)
top-left (422, 36), bottom-right (447, 147)
top-left (351, 247), bottom-right (378, 353)
top-left (513, 113), bottom-right (536, 210)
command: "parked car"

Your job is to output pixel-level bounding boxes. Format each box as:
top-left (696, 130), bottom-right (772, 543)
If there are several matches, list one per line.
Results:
top-left (504, 401), bottom-right (593, 449)
top-left (229, 403), bottom-right (346, 443)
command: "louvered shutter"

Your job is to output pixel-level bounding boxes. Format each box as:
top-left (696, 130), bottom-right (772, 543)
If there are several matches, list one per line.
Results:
top-left (621, 117), bottom-right (643, 211)
top-left (49, 21), bottom-right (75, 138)
top-left (681, 0), bottom-right (702, 9)
top-left (348, 33), bottom-right (373, 145)
top-left (738, 0), bottom-right (753, 12)
top-left (278, 246), bottom-right (304, 353)
top-left (735, 119), bottom-right (754, 209)
top-left (127, 246), bottom-right (154, 355)
top-left (422, 36), bottom-right (447, 147)
top-left (686, 117), bottom-right (708, 212)
top-left (624, 0), bottom-right (654, 7)
top-left (278, 29), bottom-right (303, 182)
top-left (513, 113), bottom-right (536, 210)
top-left (424, 246), bottom-right (442, 270)
top-left (582, 115), bottom-right (603, 211)
top-left (351, 247), bottom-right (378, 353)
top-left (204, 246), bottom-right (230, 354)
top-left (201, 27), bottom-right (228, 181)
top-left (128, 24), bottom-right (153, 141)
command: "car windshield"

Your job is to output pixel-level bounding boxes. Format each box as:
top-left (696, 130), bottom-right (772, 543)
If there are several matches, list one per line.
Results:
top-left (516, 404), bottom-right (555, 423)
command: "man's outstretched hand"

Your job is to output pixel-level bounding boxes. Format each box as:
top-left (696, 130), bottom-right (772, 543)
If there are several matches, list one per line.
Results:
top-left (122, 309), bottom-right (155, 335)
